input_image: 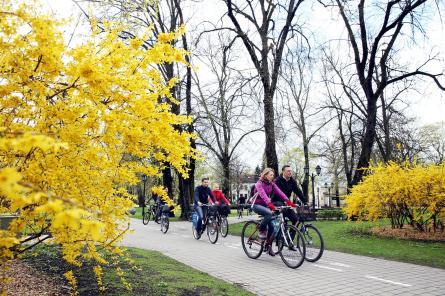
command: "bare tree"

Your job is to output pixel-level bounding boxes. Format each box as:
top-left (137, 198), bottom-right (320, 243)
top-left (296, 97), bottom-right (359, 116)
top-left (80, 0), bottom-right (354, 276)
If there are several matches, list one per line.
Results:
top-left (319, 0), bottom-right (445, 185)
top-left (193, 33), bottom-right (262, 196)
top-left (230, 157), bottom-right (250, 202)
top-left (224, 0), bottom-right (307, 173)
top-left (319, 136), bottom-right (345, 206)
top-left (321, 47), bottom-right (364, 189)
top-left (418, 122), bottom-right (445, 164)
top-left (279, 47), bottom-right (332, 199)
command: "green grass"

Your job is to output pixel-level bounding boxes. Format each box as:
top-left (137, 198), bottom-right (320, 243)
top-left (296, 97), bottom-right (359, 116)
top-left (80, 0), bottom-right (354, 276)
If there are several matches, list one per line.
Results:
top-left (25, 246), bottom-right (254, 296)
top-left (229, 220), bottom-right (445, 269)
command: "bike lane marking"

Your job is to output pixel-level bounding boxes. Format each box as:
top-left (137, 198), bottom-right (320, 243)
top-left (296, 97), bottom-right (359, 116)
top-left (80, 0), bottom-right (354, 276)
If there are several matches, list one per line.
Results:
top-left (312, 264), bottom-right (343, 272)
top-left (364, 275), bottom-right (412, 287)
top-left (328, 262), bottom-right (351, 268)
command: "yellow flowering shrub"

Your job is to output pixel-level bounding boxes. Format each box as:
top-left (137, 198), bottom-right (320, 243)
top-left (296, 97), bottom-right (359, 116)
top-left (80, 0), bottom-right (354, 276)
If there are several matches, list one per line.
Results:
top-left (345, 161), bottom-right (445, 232)
top-left (0, 0), bottom-right (196, 285)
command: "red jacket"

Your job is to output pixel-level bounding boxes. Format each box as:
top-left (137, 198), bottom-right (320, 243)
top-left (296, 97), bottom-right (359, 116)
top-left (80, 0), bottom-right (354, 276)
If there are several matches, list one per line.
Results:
top-left (212, 190), bottom-right (230, 205)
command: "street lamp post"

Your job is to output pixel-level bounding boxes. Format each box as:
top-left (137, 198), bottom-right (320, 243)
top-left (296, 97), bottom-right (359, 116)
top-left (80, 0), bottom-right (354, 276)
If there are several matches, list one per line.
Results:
top-left (317, 187), bottom-right (320, 208)
top-left (304, 165), bottom-right (321, 211)
top-left (141, 174), bottom-right (147, 206)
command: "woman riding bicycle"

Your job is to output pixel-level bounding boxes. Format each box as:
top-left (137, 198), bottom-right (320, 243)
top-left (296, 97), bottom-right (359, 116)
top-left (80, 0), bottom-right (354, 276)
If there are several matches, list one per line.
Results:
top-left (252, 168), bottom-right (295, 243)
top-left (212, 183), bottom-right (231, 217)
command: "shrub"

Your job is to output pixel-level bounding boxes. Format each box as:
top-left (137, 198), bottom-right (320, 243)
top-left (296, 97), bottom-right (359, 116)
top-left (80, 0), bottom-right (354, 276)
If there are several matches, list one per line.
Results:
top-left (344, 161), bottom-right (445, 232)
top-left (317, 208), bottom-right (346, 219)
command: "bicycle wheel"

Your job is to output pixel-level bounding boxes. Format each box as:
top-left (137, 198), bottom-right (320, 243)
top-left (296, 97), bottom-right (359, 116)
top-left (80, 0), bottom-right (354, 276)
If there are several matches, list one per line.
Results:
top-left (241, 221), bottom-right (263, 259)
top-left (278, 225), bottom-right (306, 269)
top-left (161, 215), bottom-right (169, 234)
top-left (269, 232), bottom-right (283, 256)
top-left (142, 208), bottom-right (151, 225)
top-left (154, 209), bottom-right (161, 224)
top-left (301, 224), bottom-right (324, 262)
top-left (192, 223), bottom-right (201, 240)
top-left (207, 216), bottom-right (219, 244)
top-left (220, 216), bottom-right (229, 237)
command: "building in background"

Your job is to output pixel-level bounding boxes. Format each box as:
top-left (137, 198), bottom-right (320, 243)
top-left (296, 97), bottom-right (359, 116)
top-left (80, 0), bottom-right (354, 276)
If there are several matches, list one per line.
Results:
top-left (231, 174), bottom-right (256, 202)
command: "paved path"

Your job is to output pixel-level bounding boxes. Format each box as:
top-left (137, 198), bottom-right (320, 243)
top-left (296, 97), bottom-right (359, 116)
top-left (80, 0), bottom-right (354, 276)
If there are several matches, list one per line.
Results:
top-left (122, 218), bottom-right (445, 296)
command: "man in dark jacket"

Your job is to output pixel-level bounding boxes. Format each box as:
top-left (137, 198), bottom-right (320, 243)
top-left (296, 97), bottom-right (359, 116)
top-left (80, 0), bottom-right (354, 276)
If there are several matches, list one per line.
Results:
top-left (237, 194), bottom-right (246, 219)
top-left (274, 165), bottom-right (305, 225)
top-left (194, 178), bottom-right (216, 234)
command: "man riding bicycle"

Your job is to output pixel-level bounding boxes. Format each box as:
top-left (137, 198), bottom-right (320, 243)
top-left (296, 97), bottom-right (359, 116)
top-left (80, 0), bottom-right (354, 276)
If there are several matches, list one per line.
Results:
top-left (273, 165), bottom-right (305, 228)
top-left (194, 177), bottom-right (216, 234)
top-left (237, 194), bottom-right (246, 219)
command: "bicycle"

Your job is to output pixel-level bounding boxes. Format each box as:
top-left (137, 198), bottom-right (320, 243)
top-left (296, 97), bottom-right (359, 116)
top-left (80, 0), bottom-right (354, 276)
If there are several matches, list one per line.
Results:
top-left (160, 205), bottom-right (170, 234)
top-left (241, 206), bottom-right (306, 269)
top-left (192, 204), bottom-right (219, 244)
top-left (216, 207), bottom-right (229, 237)
top-left (295, 204), bottom-right (324, 262)
top-left (142, 202), bottom-right (160, 225)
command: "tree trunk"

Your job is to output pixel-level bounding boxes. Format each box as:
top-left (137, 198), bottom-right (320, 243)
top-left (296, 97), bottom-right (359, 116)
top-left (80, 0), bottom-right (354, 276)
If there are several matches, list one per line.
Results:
top-left (162, 167), bottom-right (173, 197)
top-left (222, 158), bottom-right (231, 197)
top-left (380, 92), bottom-right (392, 162)
top-left (302, 138), bottom-right (310, 200)
top-left (263, 90), bottom-right (279, 174)
top-left (352, 96), bottom-right (378, 185)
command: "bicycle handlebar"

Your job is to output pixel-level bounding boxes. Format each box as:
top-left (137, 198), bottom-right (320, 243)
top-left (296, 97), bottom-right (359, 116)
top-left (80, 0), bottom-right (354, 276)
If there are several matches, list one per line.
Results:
top-left (273, 206), bottom-right (293, 211)
top-left (198, 203), bottom-right (217, 207)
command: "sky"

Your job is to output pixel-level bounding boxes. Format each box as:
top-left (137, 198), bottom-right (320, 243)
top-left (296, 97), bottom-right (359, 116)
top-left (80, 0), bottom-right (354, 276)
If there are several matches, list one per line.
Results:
top-left (41, 0), bottom-right (445, 171)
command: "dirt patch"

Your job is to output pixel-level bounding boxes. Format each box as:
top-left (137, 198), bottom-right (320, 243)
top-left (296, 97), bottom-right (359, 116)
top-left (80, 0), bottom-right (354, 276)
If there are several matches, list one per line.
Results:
top-left (370, 225), bottom-right (445, 242)
top-left (0, 260), bottom-right (67, 296)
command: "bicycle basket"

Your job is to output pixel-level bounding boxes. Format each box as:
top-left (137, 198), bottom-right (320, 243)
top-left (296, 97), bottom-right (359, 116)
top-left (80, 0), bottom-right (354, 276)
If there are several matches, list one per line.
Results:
top-left (297, 206), bottom-right (317, 222)
top-left (207, 206), bottom-right (218, 216)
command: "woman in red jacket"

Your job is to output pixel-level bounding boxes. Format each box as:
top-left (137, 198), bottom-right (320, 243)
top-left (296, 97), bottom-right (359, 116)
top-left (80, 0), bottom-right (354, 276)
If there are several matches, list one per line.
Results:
top-left (212, 183), bottom-right (231, 216)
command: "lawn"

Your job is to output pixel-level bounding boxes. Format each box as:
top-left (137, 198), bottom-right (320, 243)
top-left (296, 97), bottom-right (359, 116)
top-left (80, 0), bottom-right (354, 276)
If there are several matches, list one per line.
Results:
top-left (25, 246), bottom-right (254, 296)
top-left (228, 220), bottom-right (445, 269)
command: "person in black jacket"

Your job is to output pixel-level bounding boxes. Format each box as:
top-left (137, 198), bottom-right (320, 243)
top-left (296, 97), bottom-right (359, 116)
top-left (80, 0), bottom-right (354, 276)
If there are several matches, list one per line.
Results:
top-left (274, 165), bottom-right (305, 226)
top-left (237, 195), bottom-right (246, 218)
top-left (194, 177), bottom-right (216, 234)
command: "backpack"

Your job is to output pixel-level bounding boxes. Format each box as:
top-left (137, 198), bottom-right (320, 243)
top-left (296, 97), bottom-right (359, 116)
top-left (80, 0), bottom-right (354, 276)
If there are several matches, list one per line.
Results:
top-left (246, 184), bottom-right (258, 207)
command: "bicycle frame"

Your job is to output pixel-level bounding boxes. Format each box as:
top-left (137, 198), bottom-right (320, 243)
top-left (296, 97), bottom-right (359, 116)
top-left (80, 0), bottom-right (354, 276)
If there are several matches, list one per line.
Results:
top-left (252, 206), bottom-right (292, 247)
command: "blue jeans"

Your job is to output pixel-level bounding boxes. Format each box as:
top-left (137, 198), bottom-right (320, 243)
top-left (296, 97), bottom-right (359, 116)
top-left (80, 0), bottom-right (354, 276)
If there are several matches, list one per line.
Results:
top-left (252, 204), bottom-right (273, 238)
top-left (194, 204), bottom-right (208, 232)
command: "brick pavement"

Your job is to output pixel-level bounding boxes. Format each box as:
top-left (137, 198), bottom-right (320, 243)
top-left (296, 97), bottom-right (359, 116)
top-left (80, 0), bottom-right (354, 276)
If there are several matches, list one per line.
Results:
top-left (122, 218), bottom-right (445, 296)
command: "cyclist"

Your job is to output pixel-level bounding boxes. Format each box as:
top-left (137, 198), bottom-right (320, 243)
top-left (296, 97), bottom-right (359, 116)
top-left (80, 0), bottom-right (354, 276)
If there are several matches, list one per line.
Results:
top-left (151, 191), bottom-right (162, 221)
top-left (159, 187), bottom-right (175, 218)
top-left (194, 177), bottom-right (216, 234)
top-left (252, 168), bottom-right (295, 244)
top-left (212, 183), bottom-right (231, 217)
top-left (273, 165), bottom-right (303, 228)
top-left (153, 187), bottom-right (173, 221)
top-left (237, 194), bottom-right (246, 219)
